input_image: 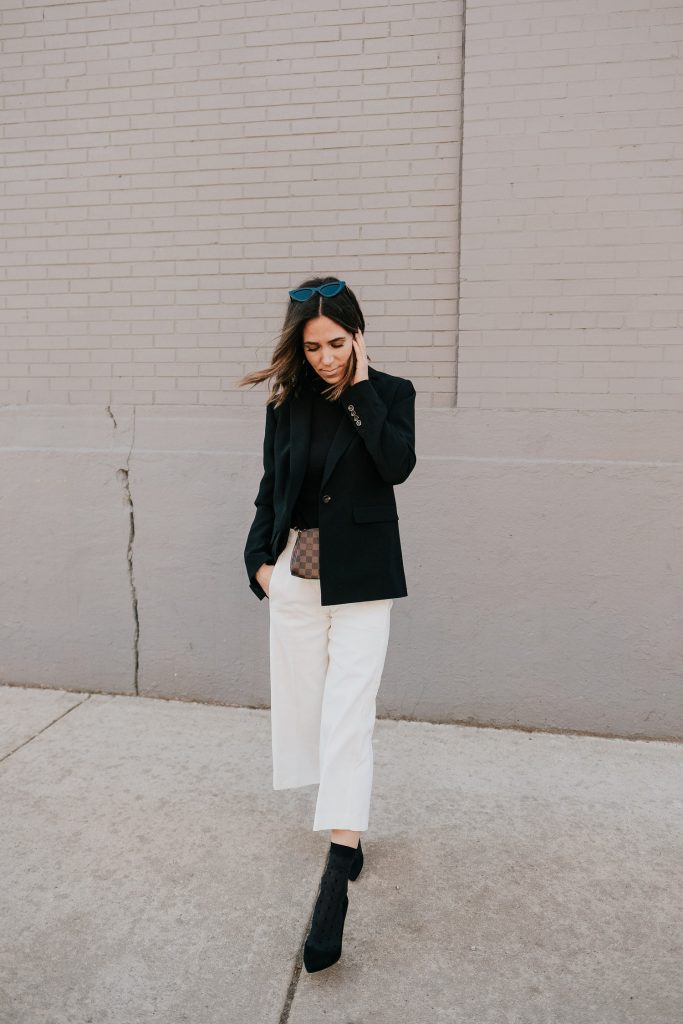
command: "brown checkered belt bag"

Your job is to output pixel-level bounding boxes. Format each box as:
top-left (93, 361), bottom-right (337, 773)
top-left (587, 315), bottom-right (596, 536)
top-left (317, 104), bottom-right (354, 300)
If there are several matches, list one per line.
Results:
top-left (290, 527), bottom-right (320, 579)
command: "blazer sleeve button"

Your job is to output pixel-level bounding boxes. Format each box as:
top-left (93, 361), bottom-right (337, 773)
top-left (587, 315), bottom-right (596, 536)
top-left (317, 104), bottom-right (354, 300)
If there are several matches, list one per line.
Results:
top-left (322, 494), bottom-right (332, 503)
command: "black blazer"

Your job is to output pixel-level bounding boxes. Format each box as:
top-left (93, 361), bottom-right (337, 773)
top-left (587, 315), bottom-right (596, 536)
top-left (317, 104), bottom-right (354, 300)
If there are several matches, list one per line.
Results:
top-left (244, 365), bottom-right (417, 606)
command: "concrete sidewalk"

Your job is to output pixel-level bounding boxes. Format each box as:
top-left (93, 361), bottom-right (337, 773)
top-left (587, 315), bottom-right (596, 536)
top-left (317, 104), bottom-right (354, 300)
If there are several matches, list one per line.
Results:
top-left (1, 684), bottom-right (681, 1024)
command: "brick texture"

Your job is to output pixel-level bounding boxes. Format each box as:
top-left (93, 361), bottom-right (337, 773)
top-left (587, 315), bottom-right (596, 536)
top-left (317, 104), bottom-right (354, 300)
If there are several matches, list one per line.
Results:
top-left (0, 0), bottom-right (460, 408)
top-left (1, 1), bottom-right (681, 410)
top-left (458, 0), bottom-right (683, 410)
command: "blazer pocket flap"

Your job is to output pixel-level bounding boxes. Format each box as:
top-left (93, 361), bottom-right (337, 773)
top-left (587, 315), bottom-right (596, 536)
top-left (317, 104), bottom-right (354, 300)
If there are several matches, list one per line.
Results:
top-left (353, 504), bottom-right (399, 523)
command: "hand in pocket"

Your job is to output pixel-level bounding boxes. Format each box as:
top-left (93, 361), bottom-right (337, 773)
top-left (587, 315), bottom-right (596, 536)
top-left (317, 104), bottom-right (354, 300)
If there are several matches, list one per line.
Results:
top-left (256, 562), bottom-right (276, 598)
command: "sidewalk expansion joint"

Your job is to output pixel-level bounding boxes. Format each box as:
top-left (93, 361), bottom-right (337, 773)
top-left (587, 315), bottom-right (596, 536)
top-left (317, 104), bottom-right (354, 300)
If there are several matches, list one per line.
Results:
top-left (277, 902), bottom-right (318, 1023)
top-left (0, 695), bottom-right (92, 766)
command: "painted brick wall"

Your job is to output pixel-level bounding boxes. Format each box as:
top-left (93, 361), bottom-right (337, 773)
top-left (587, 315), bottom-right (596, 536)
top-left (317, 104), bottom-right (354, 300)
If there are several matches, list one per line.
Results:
top-left (1, 0), bottom-right (461, 409)
top-left (2, 1), bottom-right (681, 412)
top-left (458, 0), bottom-right (683, 410)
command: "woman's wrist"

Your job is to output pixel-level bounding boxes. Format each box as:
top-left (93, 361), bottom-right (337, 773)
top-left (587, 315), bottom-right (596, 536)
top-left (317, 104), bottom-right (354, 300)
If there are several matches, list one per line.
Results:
top-left (256, 561), bottom-right (272, 582)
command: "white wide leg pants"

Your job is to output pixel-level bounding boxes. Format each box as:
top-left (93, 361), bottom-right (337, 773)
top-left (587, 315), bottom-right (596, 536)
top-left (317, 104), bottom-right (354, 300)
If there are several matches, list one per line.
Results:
top-left (268, 528), bottom-right (393, 832)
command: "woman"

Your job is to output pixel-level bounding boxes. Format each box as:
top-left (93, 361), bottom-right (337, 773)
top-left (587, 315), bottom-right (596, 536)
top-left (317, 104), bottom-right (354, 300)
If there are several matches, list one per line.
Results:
top-left (238, 278), bottom-right (417, 973)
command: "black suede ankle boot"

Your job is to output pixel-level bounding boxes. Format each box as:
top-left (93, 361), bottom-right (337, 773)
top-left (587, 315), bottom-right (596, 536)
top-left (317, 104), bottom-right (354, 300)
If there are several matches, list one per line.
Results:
top-left (303, 842), bottom-right (357, 974)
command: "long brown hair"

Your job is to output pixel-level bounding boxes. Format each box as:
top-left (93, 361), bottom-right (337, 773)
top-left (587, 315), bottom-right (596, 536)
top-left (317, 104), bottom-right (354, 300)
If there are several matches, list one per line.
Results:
top-left (236, 276), bottom-right (368, 407)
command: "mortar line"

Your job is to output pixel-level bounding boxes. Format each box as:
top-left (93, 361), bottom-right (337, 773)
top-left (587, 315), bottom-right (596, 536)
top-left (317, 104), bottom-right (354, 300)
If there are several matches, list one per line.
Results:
top-left (454, 0), bottom-right (467, 411)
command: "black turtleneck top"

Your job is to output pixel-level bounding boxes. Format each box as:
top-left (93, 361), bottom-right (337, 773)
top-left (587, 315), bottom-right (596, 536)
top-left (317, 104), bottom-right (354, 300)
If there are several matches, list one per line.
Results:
top-left (290, 364), bottom-right (346, 530)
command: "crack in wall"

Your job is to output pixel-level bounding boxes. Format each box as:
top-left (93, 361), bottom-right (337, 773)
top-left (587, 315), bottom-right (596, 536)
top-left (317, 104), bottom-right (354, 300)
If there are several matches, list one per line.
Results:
top-left (114, 407), bottom-right (139, 694)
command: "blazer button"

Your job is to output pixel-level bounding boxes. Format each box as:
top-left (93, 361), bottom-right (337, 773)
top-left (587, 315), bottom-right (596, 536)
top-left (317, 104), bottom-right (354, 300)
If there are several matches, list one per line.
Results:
top-left (356, 418), bottom-right (362, 425)
top-left (322, 494), bottom-right (332, 503)
top-left (347, 404), bottom-right (355, 411)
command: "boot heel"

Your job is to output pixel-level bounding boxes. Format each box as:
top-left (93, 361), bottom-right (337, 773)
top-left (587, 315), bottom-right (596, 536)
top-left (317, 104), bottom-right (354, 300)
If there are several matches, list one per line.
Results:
top-left (348, 839), bottom-right (364, 881)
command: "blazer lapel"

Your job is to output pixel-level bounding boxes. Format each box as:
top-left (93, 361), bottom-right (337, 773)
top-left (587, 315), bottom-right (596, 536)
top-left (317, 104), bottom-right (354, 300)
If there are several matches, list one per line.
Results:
top-left (321, 366), bottom-right (380, 490)
top-left (320, 415), bottom-right (355, 491)
top-left (288, 366), bottom-right (380, 501)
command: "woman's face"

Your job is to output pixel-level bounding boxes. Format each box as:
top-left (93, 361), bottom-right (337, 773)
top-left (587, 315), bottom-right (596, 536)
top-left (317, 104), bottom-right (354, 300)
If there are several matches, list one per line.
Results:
top-left (302, 315), bottom-right (354, 384)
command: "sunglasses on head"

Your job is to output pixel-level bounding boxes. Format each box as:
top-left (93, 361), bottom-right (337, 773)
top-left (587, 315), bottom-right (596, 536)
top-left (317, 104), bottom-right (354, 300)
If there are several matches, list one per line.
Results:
top-left (289, 280), bottom-right (346, 302)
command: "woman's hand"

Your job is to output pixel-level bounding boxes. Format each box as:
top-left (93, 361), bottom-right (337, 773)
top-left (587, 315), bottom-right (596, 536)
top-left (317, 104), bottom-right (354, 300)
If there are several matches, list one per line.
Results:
top-left (351, 330), bottom-right (369, 385)
top-left (255, 562), bottom-right (275, 597)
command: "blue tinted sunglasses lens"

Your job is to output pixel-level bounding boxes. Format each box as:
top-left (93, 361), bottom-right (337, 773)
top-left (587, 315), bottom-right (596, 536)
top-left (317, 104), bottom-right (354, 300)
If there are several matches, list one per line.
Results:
top-left (288, 281), bottom-right (345, 301)
top-left (319, 281), bottom-right (345, 296)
